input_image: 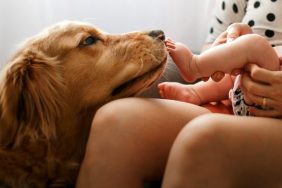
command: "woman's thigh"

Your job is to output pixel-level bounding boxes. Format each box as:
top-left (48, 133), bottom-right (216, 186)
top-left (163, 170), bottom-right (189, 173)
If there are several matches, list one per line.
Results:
top-left (212, 115), bottom-right (282, 186)
top-left (165, 114), bottom-right (282, 187)
top-left (77, 98), bottom-right (210, 187)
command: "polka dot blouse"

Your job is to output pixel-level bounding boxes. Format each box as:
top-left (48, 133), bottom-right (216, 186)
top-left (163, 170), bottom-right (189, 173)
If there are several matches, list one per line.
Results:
top-left (206, 0), bottom-right (282, 46)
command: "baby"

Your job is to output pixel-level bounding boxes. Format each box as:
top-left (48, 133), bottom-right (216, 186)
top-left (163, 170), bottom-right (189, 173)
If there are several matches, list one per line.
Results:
top-left (159, 25), bottom-right (280, 116)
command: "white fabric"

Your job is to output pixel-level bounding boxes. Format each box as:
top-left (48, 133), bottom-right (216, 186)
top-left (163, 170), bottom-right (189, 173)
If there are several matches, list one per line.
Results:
top-left (0, 0), bottom-right (215, 67)
top-left (206, 0), bottom-right (282, 46)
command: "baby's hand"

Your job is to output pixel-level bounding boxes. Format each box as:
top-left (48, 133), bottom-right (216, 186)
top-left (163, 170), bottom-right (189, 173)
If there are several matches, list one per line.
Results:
top-left (158, 82), bottom-right (202, 105)
top-left (209, 23), bottom-right (253, 82)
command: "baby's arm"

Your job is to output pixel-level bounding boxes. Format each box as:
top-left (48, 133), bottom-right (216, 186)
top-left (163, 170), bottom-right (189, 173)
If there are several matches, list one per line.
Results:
top-left (192, 34), bottom-right (280, 80)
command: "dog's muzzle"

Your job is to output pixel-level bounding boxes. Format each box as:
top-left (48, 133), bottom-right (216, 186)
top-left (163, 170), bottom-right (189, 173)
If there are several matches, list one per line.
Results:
top-left (148, 30), bottom-right (165, 41)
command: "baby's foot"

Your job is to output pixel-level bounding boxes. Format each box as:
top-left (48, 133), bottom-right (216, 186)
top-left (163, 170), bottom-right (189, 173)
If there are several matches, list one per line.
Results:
top-left (158, 82), bottom-right (201, 105)
top-left (165, 39), bottom-right (198, 82)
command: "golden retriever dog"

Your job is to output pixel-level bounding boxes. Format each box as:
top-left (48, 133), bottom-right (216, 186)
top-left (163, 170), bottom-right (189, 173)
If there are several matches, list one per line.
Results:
top-left (0, 21), bottom-right (167, 188)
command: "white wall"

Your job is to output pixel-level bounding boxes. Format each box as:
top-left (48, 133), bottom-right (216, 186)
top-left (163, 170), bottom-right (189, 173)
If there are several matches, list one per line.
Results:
top-left (0, 0), bottom-right (215, 66)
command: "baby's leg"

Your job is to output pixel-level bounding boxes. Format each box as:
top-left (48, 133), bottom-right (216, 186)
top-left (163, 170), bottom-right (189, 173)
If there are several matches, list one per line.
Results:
top-left (167, 34), bottom-right (279, 84)
top-left (159, 74), bottom-right (234, 106)
top-left (196, 34), bottom-right (280, 77)
top-left (165, 39), bottom-right (198, 82)
top-left (158, 82), bottom-right (201, 105)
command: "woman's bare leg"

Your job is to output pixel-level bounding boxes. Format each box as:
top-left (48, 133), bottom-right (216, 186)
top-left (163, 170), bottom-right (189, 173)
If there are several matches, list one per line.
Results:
top-left (162, 114), bottom-right (282, 188)
top-left (76, 98), bottom-right (210, 188)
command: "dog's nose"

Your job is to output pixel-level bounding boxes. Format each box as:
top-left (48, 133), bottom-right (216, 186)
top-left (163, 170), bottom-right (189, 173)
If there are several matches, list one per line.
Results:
top-left (148, 30), bottom-right (165, 41)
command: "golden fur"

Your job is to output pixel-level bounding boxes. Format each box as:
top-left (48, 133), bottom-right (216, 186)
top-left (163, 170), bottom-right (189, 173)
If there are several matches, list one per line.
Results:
top-left (0, 21), bottom-right (167, 187)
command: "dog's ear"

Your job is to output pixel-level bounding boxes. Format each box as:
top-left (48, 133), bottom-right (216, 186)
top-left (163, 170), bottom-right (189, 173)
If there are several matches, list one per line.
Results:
top-left (0, 51), bottom-right (65, 142)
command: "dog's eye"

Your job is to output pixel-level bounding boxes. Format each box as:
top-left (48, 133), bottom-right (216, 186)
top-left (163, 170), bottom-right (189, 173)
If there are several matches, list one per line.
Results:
top-left (80, 36), bottom-right (98, 46)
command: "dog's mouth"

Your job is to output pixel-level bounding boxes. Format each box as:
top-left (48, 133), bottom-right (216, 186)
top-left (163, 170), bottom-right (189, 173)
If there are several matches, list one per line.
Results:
top-left (112, 57), bottom-right (167, 97)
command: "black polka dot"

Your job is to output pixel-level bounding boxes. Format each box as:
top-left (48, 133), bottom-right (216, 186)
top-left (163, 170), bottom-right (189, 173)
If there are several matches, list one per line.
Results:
top-left (271, 0), bottom-right (277, 2)
top-left (266, 13), bottom-right (276, 22)
top-left (248, 20), bottom-right (255, 27)
top-left (216, 17), bottom-right (223, 24)
top-left (222, 1), bottom-right (226, 10)
top-left (210, 27), bottom-right (214, 34)
top-left (233, 3), bottom-right (239, 13)
top-left (254, 1), bottom-right (260, 8)
top-left (265, 30), bottom-right (275, 38)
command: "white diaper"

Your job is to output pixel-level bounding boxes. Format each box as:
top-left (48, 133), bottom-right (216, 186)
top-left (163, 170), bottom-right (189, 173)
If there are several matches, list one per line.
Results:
top-left (229, 75), bottom-right (251, 116)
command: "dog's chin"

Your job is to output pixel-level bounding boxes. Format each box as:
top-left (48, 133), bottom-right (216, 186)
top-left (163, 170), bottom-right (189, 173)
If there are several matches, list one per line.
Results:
top-left (111, 57), bottom-right (167, 97)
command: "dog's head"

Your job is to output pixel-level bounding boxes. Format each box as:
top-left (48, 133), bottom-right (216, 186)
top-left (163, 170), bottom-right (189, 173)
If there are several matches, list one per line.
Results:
top-left (0, 21), bottom-right (167, 143)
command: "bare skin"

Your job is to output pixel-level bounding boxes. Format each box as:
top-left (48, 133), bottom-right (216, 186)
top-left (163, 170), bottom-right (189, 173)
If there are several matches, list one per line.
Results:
top-left (159, 24), bottom-right (279, 106)
top-left (76, 97), bottom-right (282, 188)
top-left (76, 98), bottom-right (211, 188)
top-left (76, 24), bottom-right (282, 188)
top-left (162, 114), bottom-right (282, 188)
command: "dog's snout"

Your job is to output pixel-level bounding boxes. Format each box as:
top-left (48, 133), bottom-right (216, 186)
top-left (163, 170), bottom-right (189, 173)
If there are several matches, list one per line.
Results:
top-left (148, 30), bottom-right (165, 41)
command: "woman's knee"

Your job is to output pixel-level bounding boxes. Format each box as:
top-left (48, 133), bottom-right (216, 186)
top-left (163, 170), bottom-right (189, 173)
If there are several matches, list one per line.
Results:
top-left (174, 114), bottom-right (230, 161)
top-left (84, 99), bottom-right (137, 158)
top-left (90, 99), bottom-right (136, 134)
top-left (163, 114), bottom-right (235, 187)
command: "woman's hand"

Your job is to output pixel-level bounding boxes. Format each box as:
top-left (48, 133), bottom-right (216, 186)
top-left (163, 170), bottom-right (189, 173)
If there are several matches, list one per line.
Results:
top-left (241, 62), bottom-right (282, 118)
top-left (210, 23), bottom-right (253, 82)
